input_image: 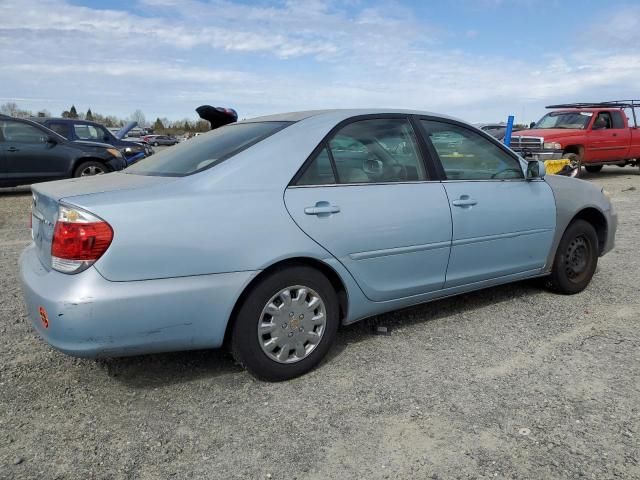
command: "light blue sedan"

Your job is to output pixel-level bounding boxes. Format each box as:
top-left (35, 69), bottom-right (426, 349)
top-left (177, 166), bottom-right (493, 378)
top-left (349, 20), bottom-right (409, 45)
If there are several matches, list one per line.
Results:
top-left (20, 110), bottom-right (617, 380)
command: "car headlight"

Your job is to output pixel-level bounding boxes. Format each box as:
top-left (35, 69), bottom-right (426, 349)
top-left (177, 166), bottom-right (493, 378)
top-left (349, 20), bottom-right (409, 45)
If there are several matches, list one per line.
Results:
top-left (106, 148), bottom-right (123, 158)
top-left (543, 142), bottom-right (562, 150)
top-left (124, 147), bottom-right (133, 153)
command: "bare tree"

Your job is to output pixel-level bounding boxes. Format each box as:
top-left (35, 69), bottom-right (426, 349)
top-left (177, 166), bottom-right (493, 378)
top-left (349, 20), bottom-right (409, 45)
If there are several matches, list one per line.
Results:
top-left (1, 102), bottom-right (19, 116)
top-left (130, 109), bottom-right (146, 128)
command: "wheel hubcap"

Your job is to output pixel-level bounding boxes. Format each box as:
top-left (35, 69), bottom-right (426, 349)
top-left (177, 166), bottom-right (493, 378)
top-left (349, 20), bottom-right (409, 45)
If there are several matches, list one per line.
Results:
top-left (80, 166), bottom-right (105, 176)
top-left (564, 235), bottom-right (590, 282)
top-left (258, 285), bottom-right (326, 364)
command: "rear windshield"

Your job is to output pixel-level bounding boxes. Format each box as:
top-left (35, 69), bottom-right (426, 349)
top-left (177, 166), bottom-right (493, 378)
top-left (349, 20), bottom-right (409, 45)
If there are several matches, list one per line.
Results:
top-left (126, 121), bottom-right (292, 176)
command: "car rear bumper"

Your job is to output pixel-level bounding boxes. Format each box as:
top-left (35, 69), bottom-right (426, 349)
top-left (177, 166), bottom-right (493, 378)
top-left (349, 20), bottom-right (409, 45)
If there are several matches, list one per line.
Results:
top-left (19, 244), bottom-right (257, 358)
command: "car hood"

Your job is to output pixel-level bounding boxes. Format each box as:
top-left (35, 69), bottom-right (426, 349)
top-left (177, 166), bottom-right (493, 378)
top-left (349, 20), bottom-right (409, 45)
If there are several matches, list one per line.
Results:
top-left (115, 121), bottom-right (138, 140)
top-left (32, 171), bottom-right (178, 201)
top-left (512, 128), bottom-right (584, 138)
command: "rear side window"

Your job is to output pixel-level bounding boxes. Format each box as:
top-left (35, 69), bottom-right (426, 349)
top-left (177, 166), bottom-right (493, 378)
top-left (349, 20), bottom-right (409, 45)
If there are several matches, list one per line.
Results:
top-left (48, 122), bottom-right (71, 138)
top-left (297, 148), bottom-right (336, 185)
top-left (0, 120), bottom-right (48, 144)
top-left (126, 121), bottom-right (292, 176)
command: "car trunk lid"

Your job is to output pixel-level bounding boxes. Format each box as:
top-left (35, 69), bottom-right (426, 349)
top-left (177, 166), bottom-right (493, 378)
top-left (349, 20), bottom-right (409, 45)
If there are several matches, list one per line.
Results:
top-left (30, 172), bottom-right (176, 269)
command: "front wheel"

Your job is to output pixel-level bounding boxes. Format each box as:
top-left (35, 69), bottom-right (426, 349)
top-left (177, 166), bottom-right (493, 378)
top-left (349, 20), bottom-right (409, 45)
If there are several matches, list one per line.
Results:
top-left (73, 161), bottom-right (107, 177)
top-left (546, 220), bottom-right (599, 294)
top-left (585, 165), bottom-right (603, 173)
top-left (230, 266), bottom-right (339, 381)
top-left (564, 153), bottom-right (582, 178)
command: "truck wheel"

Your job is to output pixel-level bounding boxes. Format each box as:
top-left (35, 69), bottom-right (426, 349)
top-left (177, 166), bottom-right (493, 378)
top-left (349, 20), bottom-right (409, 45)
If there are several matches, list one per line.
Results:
top-left (230, 266), bottom-right (339, 381)
top-left (546, 220), bottom-right (599, 295)
top-left (565, 153), bottom-right (582, 177)
top-left (73, 161), bottom-right (107, 177)
top-left (585, 165), bottom-right (603, 173)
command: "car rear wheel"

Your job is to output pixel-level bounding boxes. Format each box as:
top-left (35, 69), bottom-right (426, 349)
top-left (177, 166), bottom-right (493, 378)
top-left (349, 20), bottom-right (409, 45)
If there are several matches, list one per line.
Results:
top-left (546, 220), bottom-right (598, 294)
top-left (153, 142), bottom-right (159, 147)
top-left (585, 165), bottom-right (603, 173)
top-left (73, 161), bottom-right (107, 177)
top-left (230, 266), bottom-right (339, 381)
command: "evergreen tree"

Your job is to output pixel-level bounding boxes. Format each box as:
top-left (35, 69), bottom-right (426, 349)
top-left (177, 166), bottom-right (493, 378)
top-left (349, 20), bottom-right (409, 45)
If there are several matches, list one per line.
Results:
top-left (153, 117), bottom-right (165, 131)
top-left (86, 108), bottom-right (93, 121)
top-left (69, 105), bottom-right (78, 119)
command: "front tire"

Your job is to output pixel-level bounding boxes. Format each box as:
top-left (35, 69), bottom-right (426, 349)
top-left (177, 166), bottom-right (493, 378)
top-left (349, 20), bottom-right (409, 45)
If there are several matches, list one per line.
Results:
top-left (230, 266), bottom-right (339, 381)
top-left (585, 165), bottom-right (603, 173)
top-left (546, 220), bottom-right (599, 294)
top-left (564, 153), bottom-right (582, 178)
top-left (73, 161), bottom-right (107, 177)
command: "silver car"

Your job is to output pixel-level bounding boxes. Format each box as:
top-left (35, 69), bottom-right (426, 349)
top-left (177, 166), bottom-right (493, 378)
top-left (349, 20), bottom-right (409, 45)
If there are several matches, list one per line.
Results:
top-left (20, 109), bottom-right (617, 380)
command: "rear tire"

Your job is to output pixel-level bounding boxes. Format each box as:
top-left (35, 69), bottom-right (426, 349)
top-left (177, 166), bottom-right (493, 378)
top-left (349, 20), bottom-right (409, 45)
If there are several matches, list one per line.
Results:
top-left (230, 266), bottom-right (339, 381)
top-left (585, 165), bottom-right (603, 173)
top-left (73, 161), bottom-right (107, 177)
top-left (546, 220), bottom-right (599, 294)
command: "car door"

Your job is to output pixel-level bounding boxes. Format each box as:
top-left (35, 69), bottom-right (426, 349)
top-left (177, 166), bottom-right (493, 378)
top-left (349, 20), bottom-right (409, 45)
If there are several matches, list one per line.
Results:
top-left (419, 118), bottom-right (556, 288)
top-left (586, 111), bottom-right (628, 161)
top-left (285, 116), bottom-right (452, 302)
top-left (0, 120), bottom-right (71, 183)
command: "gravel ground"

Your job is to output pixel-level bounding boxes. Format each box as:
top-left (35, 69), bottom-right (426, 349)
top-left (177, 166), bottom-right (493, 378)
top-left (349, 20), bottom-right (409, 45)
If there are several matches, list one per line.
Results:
top-left (0, 168), bottom-right (639, 480)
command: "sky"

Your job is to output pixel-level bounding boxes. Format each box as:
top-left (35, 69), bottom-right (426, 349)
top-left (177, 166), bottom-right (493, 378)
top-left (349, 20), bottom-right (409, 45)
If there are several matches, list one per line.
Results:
top-left (1, 0), bottom-right (640, 124)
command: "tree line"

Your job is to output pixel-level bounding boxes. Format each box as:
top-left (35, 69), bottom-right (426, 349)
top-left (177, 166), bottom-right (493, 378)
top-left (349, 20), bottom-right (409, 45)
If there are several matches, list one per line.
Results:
top-left (0, 102), bottom-right (211, 134)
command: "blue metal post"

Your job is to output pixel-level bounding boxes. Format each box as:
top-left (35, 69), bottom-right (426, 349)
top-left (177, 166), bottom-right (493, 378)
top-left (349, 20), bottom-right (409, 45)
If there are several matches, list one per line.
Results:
top-left (503, 115), bottom-right (514, 146)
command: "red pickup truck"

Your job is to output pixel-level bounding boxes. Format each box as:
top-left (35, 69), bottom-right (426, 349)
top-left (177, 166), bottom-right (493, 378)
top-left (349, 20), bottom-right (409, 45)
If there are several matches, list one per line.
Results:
top-left (509, 101), bottom-right (640, 174)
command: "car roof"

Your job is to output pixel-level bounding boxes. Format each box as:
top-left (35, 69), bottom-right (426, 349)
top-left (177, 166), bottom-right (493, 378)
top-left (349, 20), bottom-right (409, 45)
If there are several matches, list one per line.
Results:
top-left (241, 108), bottom-right (461, 124)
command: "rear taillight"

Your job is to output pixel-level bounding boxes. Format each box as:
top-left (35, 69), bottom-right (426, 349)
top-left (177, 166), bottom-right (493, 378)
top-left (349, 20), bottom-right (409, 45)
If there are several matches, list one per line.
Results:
top-left (51, 205), bottom-right (113, 274)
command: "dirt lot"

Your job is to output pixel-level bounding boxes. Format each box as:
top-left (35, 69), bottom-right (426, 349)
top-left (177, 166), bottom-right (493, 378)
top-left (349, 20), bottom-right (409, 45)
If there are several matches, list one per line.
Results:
top-left (0, 168), bottom-right (639, 480)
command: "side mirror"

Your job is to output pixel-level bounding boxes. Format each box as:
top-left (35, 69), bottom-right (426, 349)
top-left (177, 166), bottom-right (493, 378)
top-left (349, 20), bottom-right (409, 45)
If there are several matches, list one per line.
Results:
top-left (46, 136), bottom-right (58, 145)
top-left (529, 121), bottom-right (536, 129)
top-left (526, 160), bottom-right (545, 180)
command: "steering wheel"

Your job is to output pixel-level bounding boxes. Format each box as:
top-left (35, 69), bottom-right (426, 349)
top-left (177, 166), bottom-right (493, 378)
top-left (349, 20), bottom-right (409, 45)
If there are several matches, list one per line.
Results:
top-left (491, 168), bottom-right (523, 179)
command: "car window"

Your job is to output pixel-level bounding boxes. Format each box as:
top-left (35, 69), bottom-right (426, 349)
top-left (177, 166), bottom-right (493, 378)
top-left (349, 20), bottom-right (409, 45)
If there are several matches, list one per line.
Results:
top-left (48, 123), bottom-right (71, 138)
top-left (126, 121), bottom-right (292, 176)
top-left (611, 111), bottom-right (625, 129)
top-left (74, 124), bottom-right (102, 141)
top-left (0, 121), bottom-right (48, 144)
top-left (421, 120), bottom-right (524, 180)
top-left (296, 148), bottom-right (336, 185)
top-left (593, 112), bottom-right (613, 130)
top-left (326, 118), bottom-right (427, 184)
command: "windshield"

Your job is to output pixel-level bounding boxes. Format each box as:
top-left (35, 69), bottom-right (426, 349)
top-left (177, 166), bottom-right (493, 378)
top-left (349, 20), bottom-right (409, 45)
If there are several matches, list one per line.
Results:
top-left (533, 112), bottom-right (592, 130)
top-left (126, 121), bottom-right (292, 176)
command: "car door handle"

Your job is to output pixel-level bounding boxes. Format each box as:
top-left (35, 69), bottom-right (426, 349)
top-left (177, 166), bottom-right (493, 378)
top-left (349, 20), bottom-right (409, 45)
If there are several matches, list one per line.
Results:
top-left (7, 147), bottom-right (19, 152)
top-left (304, 202), bottom-right (340, 216)
top-left (452, 196), bottom-right (477, 207)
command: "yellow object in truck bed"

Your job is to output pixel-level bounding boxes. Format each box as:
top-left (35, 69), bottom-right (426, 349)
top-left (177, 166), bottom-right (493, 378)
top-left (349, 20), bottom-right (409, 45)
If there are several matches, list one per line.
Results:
top-left (544, 158), bottom-right (571, 175)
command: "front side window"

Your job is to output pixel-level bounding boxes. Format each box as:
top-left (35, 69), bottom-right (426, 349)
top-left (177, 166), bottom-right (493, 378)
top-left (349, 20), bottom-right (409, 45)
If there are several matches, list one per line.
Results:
top-left (328, 118), bottom-right (426, 184)
top-left (612, 111), bottom-right (625, 129)
top-left (422, 120), bottom-right (523, 181)
top-left (127, 121), bottom-right (291, 176)
top-left (74, 124), bottom-right (101, 140)
top-left (0, 121), bottom-right (48, 144)
top-left (592, 112), bottom-right (612, 130)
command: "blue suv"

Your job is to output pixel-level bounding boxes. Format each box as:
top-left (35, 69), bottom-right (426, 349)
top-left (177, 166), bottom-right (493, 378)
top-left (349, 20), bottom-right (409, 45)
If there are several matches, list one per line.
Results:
top-left (31, 118), bottom-right (152, 164)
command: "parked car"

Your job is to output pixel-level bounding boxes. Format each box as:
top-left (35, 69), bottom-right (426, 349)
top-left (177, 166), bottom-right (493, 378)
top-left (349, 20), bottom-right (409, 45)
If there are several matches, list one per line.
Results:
top-left (31, 118), bottom-right (152, 164)
top-left (20, 109), bottom-right (616, 381)
top-left (145, 135), bottom-right (179, 146)
top-left (510, 100), bottom-right (640, 174)
top-left (0, 115), bottom-right (127, 188)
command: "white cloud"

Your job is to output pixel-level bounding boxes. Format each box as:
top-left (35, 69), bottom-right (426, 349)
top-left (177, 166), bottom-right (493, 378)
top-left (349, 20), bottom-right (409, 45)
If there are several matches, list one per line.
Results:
top-left (1, 0), bottom-right (640, 123)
